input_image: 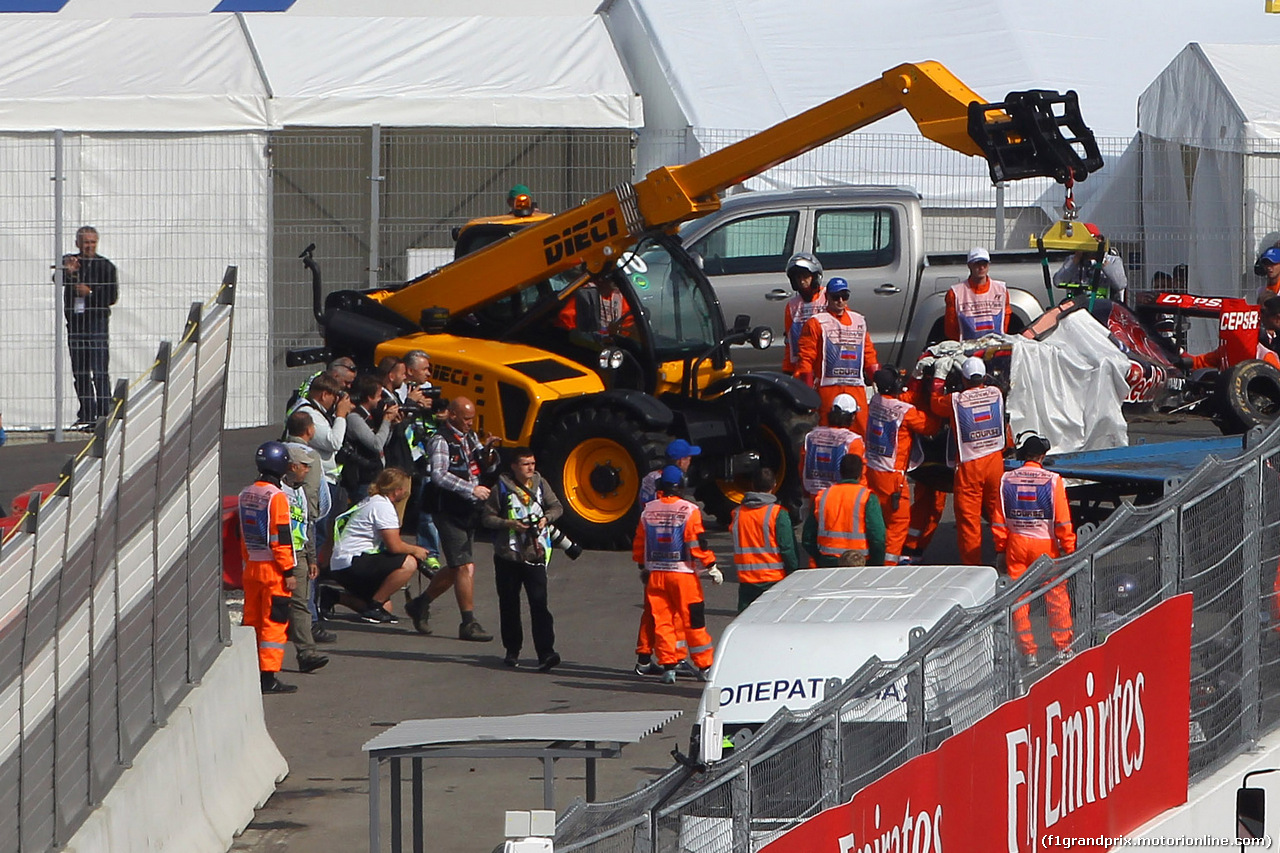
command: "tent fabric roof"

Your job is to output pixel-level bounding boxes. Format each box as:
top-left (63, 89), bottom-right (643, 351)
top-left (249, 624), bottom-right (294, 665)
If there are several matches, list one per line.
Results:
top-left (1140, 43), bottom-right (1280, 145)
top-left (0, 16), bottom-right (269, 130)
top-left (251, 16), bottom-right (641, 128)
top-left (604, 0), bottom-right (1280, 140)
top-left (0, 14), bottom-right (641, 131)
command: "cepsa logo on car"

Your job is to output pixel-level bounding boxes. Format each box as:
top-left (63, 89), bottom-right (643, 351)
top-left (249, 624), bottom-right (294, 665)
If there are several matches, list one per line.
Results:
top-left (430, 362), bottom-right (471, 386)
top-left (1153, 293), bottom-right (1223, 309)
top-left (1221, 310), bottom-right (1259, 331)
top-left (542, 208), bottom-right (621, 266)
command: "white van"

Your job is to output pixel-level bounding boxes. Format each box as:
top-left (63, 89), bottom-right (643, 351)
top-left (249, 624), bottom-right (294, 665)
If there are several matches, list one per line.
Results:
top-left (696, 564), bottom-right (998, 756)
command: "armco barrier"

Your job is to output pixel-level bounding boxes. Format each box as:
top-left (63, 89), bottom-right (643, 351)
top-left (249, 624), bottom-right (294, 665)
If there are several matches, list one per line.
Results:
top-left (555, 424), bottom-right (1280, 852)
top-left (0, 269), bottom-right (238, 853)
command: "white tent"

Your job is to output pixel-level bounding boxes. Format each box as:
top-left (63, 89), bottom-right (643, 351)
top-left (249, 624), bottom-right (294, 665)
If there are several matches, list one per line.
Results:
top-left (1133, 43), bottom-right (1280, 299)
top-left (0, 12), bottom-right (640, 430)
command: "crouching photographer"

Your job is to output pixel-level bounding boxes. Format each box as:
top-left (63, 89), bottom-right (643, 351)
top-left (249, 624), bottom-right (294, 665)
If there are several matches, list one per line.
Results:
top-left (481, 447), bottom-right (570, 672)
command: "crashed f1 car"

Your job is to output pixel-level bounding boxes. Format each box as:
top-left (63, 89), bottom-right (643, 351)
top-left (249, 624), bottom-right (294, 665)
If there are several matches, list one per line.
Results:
top-left (1022, 291), bottom-right (1280, 434)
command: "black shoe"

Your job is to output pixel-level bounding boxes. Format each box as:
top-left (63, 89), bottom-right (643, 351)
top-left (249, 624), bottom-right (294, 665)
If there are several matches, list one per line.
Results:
top-left (459, 619), bottom-right (493, 642)
top-left (634, 659), bottom-right (663, 677)
top-left (312, 627), bottom-right (338, 644)
top-left (537, 652), bottom-right (562, 673)
top-left (503, 652), bottom-right (521, 668)
top-left (358, 606), bottom-right (396, 624)
top-left (297, 654), bottom-right (329, 674)
top-left (261, 674), bottom-right (298, 694)
top-left (404, 595), bottom-right (432, 635)
top-left (318, 586), bottom-right (339, 619)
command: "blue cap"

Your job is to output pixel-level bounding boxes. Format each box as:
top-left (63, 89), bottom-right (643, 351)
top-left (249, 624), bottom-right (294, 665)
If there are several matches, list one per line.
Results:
top-left (825, 276), bottom-right (850, 295)
top-left (665, 438), bottom-right (701, 459)
top-left (657, 465), bottom-right (685, 490)
top-left (1262, 247), bottom-right (1280, 266)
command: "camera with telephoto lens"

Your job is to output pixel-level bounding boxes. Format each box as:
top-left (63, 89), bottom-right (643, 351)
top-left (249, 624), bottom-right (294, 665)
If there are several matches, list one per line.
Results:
top-left (399, 385), bottom-right (446, 420)
top-left (520, 515), bottom-right (582, 561)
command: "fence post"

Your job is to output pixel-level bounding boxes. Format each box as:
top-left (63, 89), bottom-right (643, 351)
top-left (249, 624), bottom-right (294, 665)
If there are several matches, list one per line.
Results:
top-left (369, 124), bottom-right (383, 290)
top-left (53, 129), bottom-right (65, 441)
top-left (731, 768), bottom-right (751, 853)
top-left (1159, 510), bottom-right (1180, 600)
top-left (1077, 552), bottom-right (1095, 650)
top-left (1241, 460), bottom-right (1263, 746)
top-left (994, 181), bottom-right (1006, 250)
top-left (819, 713), bottom-right (841, 810)
top-left (906, 629), bottom-right (926, 760)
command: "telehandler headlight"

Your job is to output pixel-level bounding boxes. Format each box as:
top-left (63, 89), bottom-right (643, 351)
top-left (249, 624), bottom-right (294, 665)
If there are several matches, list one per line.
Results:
top-left (598, 348), bottom-right (625, 370)
top-left (750, 326), bottom-right (774, 350)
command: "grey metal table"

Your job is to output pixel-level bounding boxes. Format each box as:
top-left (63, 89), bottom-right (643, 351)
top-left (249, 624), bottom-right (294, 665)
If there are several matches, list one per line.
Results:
top-left (363, 709), bottom-right (682, 853)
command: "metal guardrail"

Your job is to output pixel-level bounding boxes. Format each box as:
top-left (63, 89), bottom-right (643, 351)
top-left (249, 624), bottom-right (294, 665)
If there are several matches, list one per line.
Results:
top-left (555, 423), bottom-right (1280, 852)
top-left (0, 270), bottom-right (236, 853)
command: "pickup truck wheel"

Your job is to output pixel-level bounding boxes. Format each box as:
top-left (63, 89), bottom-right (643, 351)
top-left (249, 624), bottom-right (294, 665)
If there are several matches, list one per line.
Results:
top-left (541, 407), bottom-right (666, 550)
top-left (1216, 359), bottom-right (1280, 434)
top-left (698, 399), bottom-right (812, 525)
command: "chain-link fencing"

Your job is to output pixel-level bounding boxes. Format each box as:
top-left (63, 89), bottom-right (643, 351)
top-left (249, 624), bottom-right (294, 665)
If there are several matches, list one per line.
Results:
top-left (555, 423), bottom-right (1280, 851)
top-left (0, 272), bottom-right (236, 853)
top-left (7, 127), bottom-right (1280, 431)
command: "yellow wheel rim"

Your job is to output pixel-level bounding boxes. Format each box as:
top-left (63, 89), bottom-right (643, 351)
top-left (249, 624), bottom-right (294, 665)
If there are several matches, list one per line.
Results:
top-left (562, 437), bottom-right (640, 523)
top-left (716, 424), bottom-right (786, 505)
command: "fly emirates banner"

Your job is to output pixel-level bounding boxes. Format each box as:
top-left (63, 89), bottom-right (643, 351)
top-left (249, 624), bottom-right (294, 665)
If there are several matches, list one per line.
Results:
top-left (763, 595), bottom-right (1192, 853)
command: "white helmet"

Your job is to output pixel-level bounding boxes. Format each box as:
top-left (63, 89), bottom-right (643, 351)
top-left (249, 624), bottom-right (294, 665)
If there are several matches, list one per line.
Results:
top-left (961, 356), bottom-right (987, 380)
top-left (786, 252), bottom-right (823, 289)
top-left (830, 392), bottom-right (860, 414)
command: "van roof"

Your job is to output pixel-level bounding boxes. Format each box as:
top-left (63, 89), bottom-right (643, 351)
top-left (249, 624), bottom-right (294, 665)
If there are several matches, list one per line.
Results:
top-left (736, 564), bottom-right (996, 627)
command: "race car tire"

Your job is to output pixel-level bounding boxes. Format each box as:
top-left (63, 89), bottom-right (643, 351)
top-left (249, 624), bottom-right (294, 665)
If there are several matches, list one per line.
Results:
top-left (1216, 359), bottom-right (1280, 434)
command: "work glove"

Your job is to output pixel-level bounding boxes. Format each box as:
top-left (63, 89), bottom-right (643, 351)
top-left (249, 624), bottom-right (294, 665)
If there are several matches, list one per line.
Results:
top-left (638, 566), bottom-right (650, 585)
top-left (705, 565), bottom-right (724, 585)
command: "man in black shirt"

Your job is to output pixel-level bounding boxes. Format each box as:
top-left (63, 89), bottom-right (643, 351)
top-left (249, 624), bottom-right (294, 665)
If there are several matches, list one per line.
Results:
top-left (62, 226), bottom-right (118, 425)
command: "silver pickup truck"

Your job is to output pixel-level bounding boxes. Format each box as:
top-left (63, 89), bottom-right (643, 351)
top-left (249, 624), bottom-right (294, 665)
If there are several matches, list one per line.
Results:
top-left (677, 186), bottom-right (1064, 370)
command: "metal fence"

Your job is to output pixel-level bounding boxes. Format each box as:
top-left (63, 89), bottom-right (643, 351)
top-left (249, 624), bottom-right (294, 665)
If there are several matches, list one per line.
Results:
top-left (0, 271), bottom-right (236, 853)
top-left (8, 126), bottom-right (1280, 430)
top-left (554, 423), bottom-right (1280, 852)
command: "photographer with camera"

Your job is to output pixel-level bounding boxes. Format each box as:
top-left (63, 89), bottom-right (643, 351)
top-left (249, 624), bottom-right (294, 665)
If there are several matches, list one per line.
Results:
top-left (481, 447), bottom-right (565, 671)
top-left (343, 375), bottom-right (402, 501)
top-left (405, 396), bottom-right (500, 642)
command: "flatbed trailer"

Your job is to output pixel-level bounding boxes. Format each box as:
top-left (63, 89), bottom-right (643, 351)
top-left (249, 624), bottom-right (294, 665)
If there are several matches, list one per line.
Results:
top-left (1041, 432), bottom-right (1264, 524)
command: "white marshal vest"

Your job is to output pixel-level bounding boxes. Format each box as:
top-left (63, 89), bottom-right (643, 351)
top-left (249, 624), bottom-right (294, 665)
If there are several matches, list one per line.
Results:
top-left (814, 311), bottom-right (868, 387)
top-left (951, 385), bottom-right (1005, 464)
top-left (950, 279), bottom-right (1007, 340)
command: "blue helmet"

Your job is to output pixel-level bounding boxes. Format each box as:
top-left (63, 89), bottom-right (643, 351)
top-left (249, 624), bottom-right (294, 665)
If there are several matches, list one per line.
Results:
top-left (1255, 247), bottom-right (1280, 276)
top-left (657, 465), bottom-right (685, 491)
top-left (255, 441), bottom-right (290, 477)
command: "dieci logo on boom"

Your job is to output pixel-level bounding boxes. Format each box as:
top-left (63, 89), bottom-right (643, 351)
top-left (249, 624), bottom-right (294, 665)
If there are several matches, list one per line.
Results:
top-left (542, 209), bottom-right (621, 266)
top-left (1005, 667), bottom-right (1146, 853)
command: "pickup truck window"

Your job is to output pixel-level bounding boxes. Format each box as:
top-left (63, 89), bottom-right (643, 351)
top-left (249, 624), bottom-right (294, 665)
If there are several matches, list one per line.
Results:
top-left (689, 212), bottom-right (799, 277)
top-left (814, 208), bottom-right (895, 270)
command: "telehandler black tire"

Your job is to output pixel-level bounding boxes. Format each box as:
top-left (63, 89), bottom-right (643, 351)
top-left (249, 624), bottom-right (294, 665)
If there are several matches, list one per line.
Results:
top-left (698, 396), bottom-right (813, 526)
top-left (540, 406), bottom-right (667, 550)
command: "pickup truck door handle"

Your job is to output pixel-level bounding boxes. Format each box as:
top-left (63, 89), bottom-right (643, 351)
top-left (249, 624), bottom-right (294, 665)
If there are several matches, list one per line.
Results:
top-left (765, 288), bottom-right (790, 301)
top-left (874, 283), bottom-right (902, 295)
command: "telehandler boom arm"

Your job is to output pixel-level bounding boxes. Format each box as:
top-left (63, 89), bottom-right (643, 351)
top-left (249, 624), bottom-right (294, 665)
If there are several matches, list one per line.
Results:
top-left (374, 61), bottom-right (1099, 324)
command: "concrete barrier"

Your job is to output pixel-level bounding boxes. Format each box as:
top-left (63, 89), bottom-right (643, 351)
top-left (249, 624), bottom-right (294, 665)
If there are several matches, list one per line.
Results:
top-left (64, 627), bottom-right (287, 853)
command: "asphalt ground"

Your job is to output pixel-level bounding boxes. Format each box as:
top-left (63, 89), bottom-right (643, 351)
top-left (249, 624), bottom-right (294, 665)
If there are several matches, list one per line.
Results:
top-left (0, 413), bottom-right (1223, 853)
